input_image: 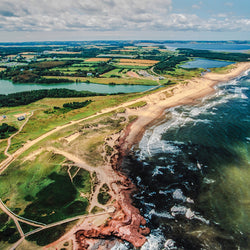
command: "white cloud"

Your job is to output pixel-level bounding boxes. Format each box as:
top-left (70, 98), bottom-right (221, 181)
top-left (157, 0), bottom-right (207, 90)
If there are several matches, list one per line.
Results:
top-left (0, 0), bottom-right (249, 35)
top-left (192, 5), bottom-right (201, 9)
top-left (225, 2), bottom-right (233, 7)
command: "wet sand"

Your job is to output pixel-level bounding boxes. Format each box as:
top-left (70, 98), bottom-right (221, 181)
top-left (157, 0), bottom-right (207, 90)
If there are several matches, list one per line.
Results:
top-left (123, 62), bottom-right (250, 151)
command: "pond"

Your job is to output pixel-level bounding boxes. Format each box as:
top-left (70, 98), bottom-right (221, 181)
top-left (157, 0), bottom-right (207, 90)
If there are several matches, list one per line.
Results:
top-left (0, 80), bottom-right (155, 95)
top-left (180, 58), bottom-right (234, 69)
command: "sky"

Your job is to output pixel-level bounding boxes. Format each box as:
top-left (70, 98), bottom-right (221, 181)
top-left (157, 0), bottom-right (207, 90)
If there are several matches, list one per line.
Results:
top-left (0, 0), bottom-right (249, 42)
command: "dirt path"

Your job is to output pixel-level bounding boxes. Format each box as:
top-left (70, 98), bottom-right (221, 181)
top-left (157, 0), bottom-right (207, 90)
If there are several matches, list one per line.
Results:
top-left (0, 199), bottom-right (46, 228)
top-left (46, 147), bottom-right (119, 213)
top-left (0, 62), bottom-right (249, 249)
top-left (3, 112), bottom-right (34, 160)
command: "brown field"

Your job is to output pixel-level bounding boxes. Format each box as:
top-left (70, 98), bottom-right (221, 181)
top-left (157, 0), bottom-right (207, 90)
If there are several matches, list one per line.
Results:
top-left (85, 58), bottom-right (110, 62)
top-left (21, 54), bottom-right (36, 59)
top-left (124, 46), bottom-right (137, 49)
top-left (119, 59), bottom-right (159, 66)
top-left (21, 52), bottom-right (35, 55)
top-left (118, 63), bottom-right (156, 67)
top-left (126, 71), bottom-right (140, 78)
top-left (6, 54), bottom-right (17, 58)
top-left (0, 68), bottom-right (6, 72)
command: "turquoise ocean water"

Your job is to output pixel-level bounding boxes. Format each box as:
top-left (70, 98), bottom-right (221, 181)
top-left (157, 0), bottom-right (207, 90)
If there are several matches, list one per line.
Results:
top-left (115, 70), bottom-right (250, 249)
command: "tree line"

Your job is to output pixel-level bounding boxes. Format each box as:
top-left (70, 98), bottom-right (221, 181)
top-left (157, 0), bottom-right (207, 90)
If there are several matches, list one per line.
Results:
top-left (178, 49), bottom-right (250, 62)
top-left (0, 123), bottom-right (17, 139)
top-left (0, 89), bottom-right (104, 107)
top-left (63, 100), bottom-right (92, 109)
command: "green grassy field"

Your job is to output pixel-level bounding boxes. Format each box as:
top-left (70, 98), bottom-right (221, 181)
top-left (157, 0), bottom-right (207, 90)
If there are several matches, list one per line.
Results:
top-left (166, 67), bottom-right (205, 81)
top-left (210, 64), bottom-right (235, 74)
top-left (1, 92), bottom-right (144, 153)
top-left (0, 150), bottom-right (91, 224)
top-left (101, 68), bottom-right (124, 78)
top-left (114, 64), bottom-right (150, 70)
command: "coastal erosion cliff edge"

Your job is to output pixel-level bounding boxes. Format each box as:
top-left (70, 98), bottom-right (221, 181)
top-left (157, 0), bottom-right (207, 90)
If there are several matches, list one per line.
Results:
top-left (46, 62), bottom-right (250, 250)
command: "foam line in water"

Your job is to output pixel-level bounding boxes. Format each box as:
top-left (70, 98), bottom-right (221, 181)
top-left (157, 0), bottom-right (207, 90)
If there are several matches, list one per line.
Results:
top-left (171, 205), bottom-right (209, 224)
top-left (149, 209), bottom-right (174, 219)
top-left (141, 229), bottom-right (169, 250)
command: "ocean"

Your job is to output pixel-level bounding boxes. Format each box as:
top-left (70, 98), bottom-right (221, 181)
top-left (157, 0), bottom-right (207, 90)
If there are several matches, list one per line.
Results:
top-left (115, 70), bottom-right (250, 249)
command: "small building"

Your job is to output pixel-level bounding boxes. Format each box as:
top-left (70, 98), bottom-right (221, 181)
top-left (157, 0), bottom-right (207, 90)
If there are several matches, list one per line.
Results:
top-left (17, 116), bottom-right (25, 121)
top-left (87, 72), bottom-right (93, 77)
top-left (2, 115), bottom-right (6, 119)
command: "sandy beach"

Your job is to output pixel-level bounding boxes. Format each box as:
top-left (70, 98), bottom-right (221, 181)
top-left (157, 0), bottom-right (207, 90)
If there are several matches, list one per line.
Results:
top-left (3, 61), bottom-right (250, 250)
top-left (60, 61), bottom-right (250, 250)
top-left (122, 62), bottom-right (250, 151)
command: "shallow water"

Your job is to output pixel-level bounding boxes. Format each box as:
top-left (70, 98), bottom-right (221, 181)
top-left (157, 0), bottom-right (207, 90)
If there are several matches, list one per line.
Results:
top-left (180, 59), bottom-right (233, 69)
top-left (0, 79), bottom-right (154, 95)
top-left (119, 70), bottom-right (250, 249)
top-left (164, 42), bottom-right (250, 52)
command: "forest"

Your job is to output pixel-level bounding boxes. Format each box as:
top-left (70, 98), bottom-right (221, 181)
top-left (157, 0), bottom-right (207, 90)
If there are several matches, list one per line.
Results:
top-left (0, 89), bottom-right (103, 107)
top-left (178, 49), bottom-right (250, 61)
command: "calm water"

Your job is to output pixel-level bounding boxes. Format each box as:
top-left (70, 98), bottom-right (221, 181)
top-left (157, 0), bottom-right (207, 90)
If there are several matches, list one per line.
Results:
top-left (0, 80), bottom-right (154, 95)
top-left (115, 70), bottom-right (250, 249)
top-left (181, 59), bottom-right (234, 69)
top-left (164, 43), bottom-right (250, 52)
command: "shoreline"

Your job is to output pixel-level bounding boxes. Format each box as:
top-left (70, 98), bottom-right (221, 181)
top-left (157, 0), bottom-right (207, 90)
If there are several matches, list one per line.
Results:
top-left (5, 62), bottom-right (249, 249)
top-left (70, 61), bottom-right (250, 250)
top-left (121, 62), bottom-right (250, 152)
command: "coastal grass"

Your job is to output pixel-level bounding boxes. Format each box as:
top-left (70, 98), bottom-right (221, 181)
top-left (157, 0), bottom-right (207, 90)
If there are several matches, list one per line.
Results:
top-left (0, 101), bottom-right (132, 229)
top-left (166, 67), bottom-right (204, 81)
top-left (128, 101), bottom-right (147, 109)
top-left (5, 92), bottom-right (144, 154)
top-left (0, 140), bottom-right (7, 161)
top-left (210, 64), bottom-right (235, 74)
top-left (0, 149), bottom-right (91, 224)
top-left (0, 151), bottom-right (65, 211)
top-left (26, 221), bottom-right (77, 246)
top-left (51, 113), bottom-right (128, 167)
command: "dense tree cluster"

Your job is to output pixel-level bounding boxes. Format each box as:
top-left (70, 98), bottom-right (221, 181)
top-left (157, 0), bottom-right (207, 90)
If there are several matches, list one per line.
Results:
top-left (178, 49), bottom-right (250, 62)
top-left (154, 55), bottom-right (189, 73)
top-left (63, 100), bottom-right (92, 109)
top-left (0, 89), bottom-right (103, 107)
top-left (0, 123), bottom-right (17, 139)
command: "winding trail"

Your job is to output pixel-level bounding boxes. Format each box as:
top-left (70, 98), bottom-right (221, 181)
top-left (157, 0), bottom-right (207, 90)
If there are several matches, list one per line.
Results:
top-left (9, 210), bottom-right (114, 250)
top-left (1, 61), bottom-right (249, 249)
top-left (4, 112), bottom-right (34, 158)
top-left (0, 199), bottom-right (46, 228)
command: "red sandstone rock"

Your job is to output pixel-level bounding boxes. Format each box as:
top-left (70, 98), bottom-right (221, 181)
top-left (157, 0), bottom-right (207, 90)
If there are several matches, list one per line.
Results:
top-left (75, 122), bottom-right (150, 249)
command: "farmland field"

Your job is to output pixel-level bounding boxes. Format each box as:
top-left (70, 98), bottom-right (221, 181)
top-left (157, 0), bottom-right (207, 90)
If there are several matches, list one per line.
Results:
top-left (118, 59), bottom-right (159, 67)
top-left (85, 58), bottom-right (110, 62)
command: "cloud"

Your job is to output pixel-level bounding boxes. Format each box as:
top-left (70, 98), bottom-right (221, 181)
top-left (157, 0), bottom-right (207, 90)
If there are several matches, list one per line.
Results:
top-left (0, 0), bottom-right (249, 35)
top-left (225, 2), bottom-right (233, 7)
